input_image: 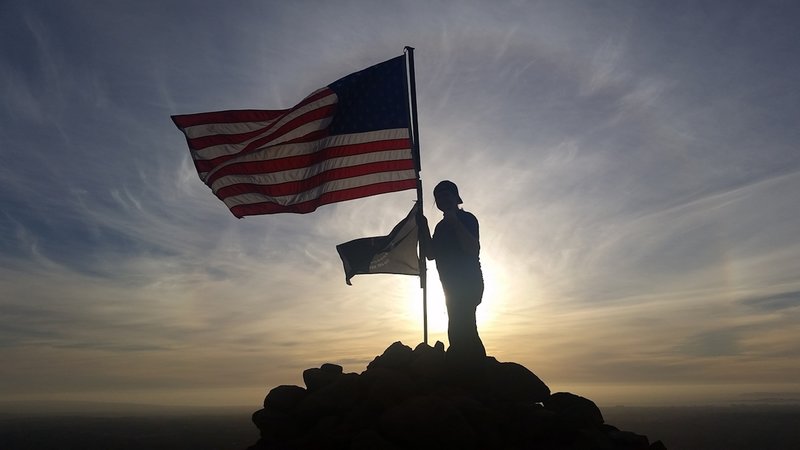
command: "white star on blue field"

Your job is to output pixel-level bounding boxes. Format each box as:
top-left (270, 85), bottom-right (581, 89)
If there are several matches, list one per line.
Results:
top-left (2, 0), bottom-right (799, 408)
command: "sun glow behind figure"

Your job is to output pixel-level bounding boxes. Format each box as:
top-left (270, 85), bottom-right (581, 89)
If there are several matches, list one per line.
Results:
top-left (400, 253), bottom-right (508, 345)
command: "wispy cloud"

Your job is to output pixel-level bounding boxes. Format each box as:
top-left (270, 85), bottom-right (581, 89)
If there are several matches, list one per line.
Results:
top-left (742, 291), bottom-right (800, 312)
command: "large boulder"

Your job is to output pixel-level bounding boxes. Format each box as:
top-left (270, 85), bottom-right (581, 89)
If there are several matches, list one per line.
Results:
top-left (302, 362), bottom-right (343, 392)
top-left (545, 391), bottom-right (605, 427)
top-left (367, 341), bottom-right (414, 370)
top-left (486, 359), bottom-right (551, 403)
top-left (295, 372), bottom-right (361, 421)
top-left (263, 384), bottom-right (307, 412)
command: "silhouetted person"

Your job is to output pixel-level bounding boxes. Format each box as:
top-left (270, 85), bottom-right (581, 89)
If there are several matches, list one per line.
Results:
top-left (419, 180), bottom-right (486, 360)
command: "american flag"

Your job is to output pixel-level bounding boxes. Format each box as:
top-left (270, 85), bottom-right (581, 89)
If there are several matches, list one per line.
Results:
top-left (172, 55), bottom-right (417, 218)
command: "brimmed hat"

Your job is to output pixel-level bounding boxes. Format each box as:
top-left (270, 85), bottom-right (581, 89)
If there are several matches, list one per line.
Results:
top-left (434, 180), bottom-right (463, 204)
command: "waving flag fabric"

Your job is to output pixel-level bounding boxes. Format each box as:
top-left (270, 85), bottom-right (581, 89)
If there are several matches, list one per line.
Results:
top-left (172, 55), bottom-right (417, 217)
top-left (336, 204), bottom-right (420, 285)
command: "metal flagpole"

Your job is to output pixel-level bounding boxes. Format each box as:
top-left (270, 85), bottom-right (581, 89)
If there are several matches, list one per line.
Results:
top-left (404, 46), bottom-right (427, 345)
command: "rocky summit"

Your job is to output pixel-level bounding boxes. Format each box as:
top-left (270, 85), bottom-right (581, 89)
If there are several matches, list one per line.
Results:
top-left (247, 341), bottom-right (667, 450)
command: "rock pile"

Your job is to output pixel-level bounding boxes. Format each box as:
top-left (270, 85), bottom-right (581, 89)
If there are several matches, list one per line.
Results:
top-left (247, 341), bottom-right (667, 449)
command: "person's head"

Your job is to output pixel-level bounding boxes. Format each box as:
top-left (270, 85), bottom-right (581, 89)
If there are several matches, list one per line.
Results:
top-left (434, 180), bottom-right (463, 212)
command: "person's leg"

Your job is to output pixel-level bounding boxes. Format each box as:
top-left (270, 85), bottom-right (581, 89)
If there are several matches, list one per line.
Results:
top-left (463, 303), bottom-right (486, 357)
top-left (446, 299), bottom-right (467, 348)
top-left (446, 296), bottom-right (485, 358)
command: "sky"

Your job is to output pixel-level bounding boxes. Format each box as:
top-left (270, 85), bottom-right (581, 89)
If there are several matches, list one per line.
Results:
top-left (2, 0), bottom-right (800, 409)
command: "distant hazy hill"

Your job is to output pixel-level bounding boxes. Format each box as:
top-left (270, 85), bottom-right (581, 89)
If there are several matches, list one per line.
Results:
top-left (0, 400), bottom-right (252, 417)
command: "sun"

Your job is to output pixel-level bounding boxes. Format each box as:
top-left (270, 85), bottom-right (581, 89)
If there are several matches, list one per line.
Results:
top-left (402, 255), bottom-right (507, 346)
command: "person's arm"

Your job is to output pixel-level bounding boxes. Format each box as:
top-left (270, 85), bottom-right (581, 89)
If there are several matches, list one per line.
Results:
top-left (417, 212), bottom-right (436, 261)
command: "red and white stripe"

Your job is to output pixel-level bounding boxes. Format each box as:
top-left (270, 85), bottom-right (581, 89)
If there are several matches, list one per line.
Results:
top-left (172, 88), bottom-right (416, 217)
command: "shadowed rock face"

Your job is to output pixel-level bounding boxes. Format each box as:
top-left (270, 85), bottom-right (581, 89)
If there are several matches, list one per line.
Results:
top-left (247, 341), bottom-right (666, 450)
